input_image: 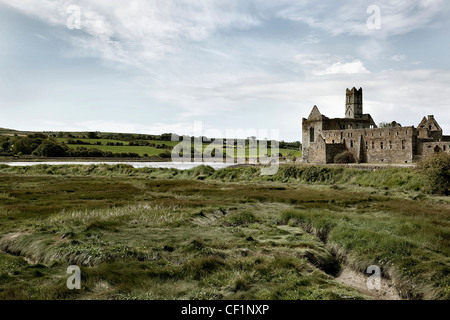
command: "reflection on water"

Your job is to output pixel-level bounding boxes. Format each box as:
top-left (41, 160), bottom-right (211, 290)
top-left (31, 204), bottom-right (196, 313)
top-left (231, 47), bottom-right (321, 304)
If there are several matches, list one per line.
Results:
top-left (0, 161), bottom-right (235, 170)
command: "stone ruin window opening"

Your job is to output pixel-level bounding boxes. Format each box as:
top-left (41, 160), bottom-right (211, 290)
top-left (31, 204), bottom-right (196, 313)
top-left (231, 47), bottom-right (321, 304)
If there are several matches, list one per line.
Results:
top-left (380, 142), bottom-right (384, 149)
top-left (310, 127), bottom-right (315, 143)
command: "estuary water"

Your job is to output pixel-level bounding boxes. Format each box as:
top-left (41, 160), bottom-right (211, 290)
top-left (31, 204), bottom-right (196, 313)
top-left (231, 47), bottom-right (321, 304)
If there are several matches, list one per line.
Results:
top-left (0, 161), bottom-right (236, 170)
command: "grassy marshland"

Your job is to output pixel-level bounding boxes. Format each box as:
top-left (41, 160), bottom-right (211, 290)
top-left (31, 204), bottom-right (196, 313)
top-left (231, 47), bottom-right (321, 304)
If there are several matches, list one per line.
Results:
top-left (0, 164), bottom-right (448, 300)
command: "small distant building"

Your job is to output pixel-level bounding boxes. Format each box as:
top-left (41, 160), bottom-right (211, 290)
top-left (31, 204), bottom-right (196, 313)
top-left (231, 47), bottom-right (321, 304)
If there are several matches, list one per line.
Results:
top-left (301, 87), bottom-right (450, 164)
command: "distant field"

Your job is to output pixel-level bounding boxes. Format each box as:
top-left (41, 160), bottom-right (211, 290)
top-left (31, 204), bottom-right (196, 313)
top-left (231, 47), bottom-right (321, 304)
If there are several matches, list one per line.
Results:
top-left (0, 130), bottom-right (301, 159)
top-left (56, 138), bottom-right (302, 158)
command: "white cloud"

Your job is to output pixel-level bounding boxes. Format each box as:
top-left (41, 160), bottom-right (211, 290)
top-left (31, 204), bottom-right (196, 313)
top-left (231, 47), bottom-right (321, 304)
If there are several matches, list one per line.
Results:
top-left (1, 0), bottom-right (449, 141)
top-left (315, 60), bottom-right (369, 75)
top-left (0, 0), bottom-right (261, 67)
top-left (276, 0), bottom-right (447, 37)
top-left (294, 54), bottom-right (370, 76)
top-left (390, 54), bottom-right (406, 62)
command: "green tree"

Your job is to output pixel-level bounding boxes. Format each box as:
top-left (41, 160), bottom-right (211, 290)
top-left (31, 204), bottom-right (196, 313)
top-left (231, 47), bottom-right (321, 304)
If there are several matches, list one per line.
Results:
top-left (87, 132), bottom-right (100, 139)
top-left (33, 140), bottom-right (68, 157)
top-left (11, 137), bottom-right (33, 155)
top-left (0, 136), bottom-right (10, 151)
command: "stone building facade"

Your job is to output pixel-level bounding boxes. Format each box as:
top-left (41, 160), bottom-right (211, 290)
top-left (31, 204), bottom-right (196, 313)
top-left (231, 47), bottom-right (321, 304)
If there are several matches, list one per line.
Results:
top-left (302, 87), bottom-right (450, 164)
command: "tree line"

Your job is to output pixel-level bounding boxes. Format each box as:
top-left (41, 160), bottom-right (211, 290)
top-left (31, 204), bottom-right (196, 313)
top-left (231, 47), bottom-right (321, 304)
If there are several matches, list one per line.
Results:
top-left (0, 134), bottom-right (139, 158)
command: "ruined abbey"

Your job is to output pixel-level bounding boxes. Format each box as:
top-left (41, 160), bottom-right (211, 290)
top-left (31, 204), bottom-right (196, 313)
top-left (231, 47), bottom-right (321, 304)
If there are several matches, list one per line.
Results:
top-left (302, 87), bottom-right (450, 164)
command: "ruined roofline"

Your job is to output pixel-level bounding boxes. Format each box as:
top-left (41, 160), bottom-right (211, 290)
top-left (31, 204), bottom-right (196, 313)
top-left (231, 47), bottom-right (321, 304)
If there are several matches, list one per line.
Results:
top-left (324, 114), bottom-right (374, 121)
top-left (322, 125), bottom-right (417, 132)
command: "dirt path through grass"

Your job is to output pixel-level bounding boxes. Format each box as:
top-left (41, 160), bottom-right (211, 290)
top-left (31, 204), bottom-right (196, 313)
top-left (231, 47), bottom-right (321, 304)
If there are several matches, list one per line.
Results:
top-left (336, 267), bottom-right (403, 300)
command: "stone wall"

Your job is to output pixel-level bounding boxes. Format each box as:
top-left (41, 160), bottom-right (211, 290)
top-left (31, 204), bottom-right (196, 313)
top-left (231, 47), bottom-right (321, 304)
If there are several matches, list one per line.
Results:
top-left (304, 134), bottom-right (326, 164)
top-left (302, 118), bottom-right (324, 163)
top-left (319, 127), bottom-right (417, 164)
top-left (419, 140), bottom-right (450, 158)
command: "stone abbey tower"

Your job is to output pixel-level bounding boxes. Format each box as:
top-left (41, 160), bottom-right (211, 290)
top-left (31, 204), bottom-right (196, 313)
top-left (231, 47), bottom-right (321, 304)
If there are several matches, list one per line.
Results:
top-left (302, 87), bottom-right (450, 164)
top-left (345, 87), bottom-right (363, 119)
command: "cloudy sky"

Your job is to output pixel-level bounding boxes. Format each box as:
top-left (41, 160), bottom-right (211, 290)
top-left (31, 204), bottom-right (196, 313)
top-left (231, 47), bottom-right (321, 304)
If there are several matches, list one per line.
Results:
top-left (0, 0), bottom-right (449, 141)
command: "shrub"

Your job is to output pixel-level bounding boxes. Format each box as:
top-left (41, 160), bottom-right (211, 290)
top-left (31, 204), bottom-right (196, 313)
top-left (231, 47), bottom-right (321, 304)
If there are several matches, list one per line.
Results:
top-left (334, 151), bottom-right (355, 164)
top-left (417, 152), bottom-right (450, 195)
top-left (159, 150), bottom-right (172, 158)
top-left (226, 211), bottom-right (257, 226)
top-left (87, 132), bottom-right (100, 139)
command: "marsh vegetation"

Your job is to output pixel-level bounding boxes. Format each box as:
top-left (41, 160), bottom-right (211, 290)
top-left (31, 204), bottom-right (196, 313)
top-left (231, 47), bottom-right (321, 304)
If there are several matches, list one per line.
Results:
top-left (0, 162), bottom-right (448, 300)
